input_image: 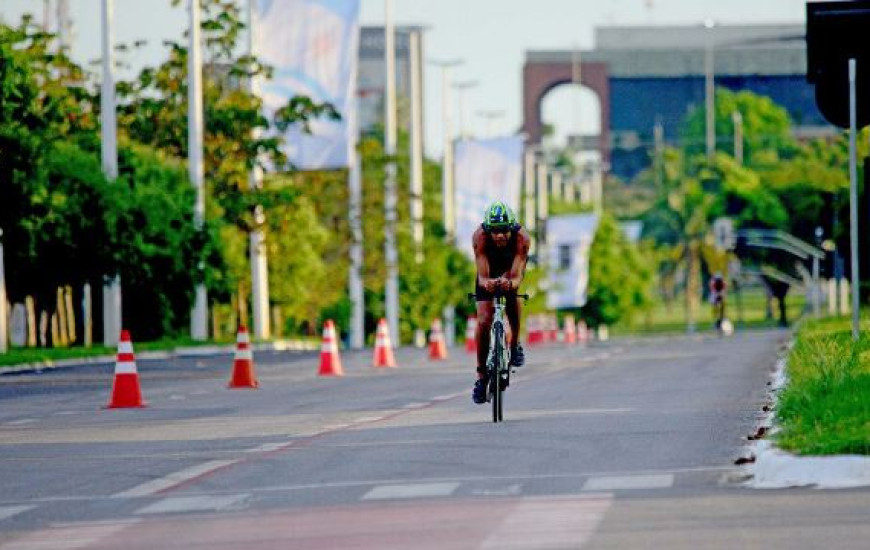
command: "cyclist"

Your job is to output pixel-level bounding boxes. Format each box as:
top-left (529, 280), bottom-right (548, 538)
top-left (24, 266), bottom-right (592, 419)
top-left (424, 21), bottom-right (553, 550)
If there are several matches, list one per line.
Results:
top-left (471, 201), bottom-right (531, 404)
top-left (710, 273), bottom-right (727, 330)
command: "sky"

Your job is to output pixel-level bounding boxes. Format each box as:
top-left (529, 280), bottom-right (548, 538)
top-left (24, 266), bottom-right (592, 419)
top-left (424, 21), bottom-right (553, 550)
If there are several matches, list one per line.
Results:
top-left (1, 0), bottom-right (806, 157)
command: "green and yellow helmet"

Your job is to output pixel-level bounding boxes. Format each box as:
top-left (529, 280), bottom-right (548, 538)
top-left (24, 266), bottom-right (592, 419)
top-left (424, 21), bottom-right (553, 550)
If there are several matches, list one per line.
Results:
top-left (482, 201), bottom-right (518, 233)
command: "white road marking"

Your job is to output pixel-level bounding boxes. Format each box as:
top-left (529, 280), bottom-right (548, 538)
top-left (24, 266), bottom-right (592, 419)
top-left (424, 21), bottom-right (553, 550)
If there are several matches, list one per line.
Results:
top-left (244, 442), bottom-right (290, 453)
top-left (0, 521), bottom-right (138, 550)
top-left (402, 402), bottom-right (428, 409)
top-left (471, 484), bottom-right (522, 497)
top-left (135, 494), bottom-right (249, 515)
top-left (112, 460), bottom-right (237, 498)
top-left (582, 474), bottom-right (674, 491)
top-left (361, 482), bottom-right (460, 500)
top-left (5, 419), bottom-right (36, 426)
top-left (353, 416), bottom-right (386, 423)
top-left (0, 506), bottom-right (34, 522)
top-left (431, 392), bottom-right (463, 401)
top-left (480, 495), bottom-right (613, 549)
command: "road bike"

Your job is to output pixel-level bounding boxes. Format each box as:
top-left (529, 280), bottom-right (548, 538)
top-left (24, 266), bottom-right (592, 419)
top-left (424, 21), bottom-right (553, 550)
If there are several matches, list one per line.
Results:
top-left (469, 290), bottom-right (530, 422)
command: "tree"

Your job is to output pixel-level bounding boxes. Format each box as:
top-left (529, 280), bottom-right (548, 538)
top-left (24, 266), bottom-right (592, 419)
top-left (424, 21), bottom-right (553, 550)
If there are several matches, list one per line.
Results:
top-left (682, 88), bottom-right (798, 168)
top-left (114, 0), bottom-right (339, 329)
top-left (582, 213), bottom-right (654, 327)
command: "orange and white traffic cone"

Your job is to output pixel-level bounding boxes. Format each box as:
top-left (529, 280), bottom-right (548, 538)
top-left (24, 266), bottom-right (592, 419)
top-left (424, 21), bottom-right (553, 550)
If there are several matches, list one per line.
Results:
top-left (577, 320), bottom-right (589, 344)
top-left (228, 326), bottom-right (258, 388)
top-left (465, 316), bottom-right (477, 354)
top-left (563, 314), bottom-right (576, 344)
top-left (428, 318), bottom-right (448, 361)
top-left (373, 318), bottom-right (396, 368)
top-left (318, 320), bottom-right (344, 376)
top-left (106, 329), bottom-right (146, 408)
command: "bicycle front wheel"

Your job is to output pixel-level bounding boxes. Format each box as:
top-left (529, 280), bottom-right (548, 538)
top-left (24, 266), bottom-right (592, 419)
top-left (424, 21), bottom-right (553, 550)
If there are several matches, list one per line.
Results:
top-left (491, 322), bottom-right (505, 423)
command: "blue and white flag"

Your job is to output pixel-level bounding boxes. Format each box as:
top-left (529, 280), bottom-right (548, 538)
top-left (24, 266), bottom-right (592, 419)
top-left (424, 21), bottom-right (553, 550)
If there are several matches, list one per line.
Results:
top-left (453, 136), bottom-right (525, 257)
top-left (254, 0), bottom-right (360, 169)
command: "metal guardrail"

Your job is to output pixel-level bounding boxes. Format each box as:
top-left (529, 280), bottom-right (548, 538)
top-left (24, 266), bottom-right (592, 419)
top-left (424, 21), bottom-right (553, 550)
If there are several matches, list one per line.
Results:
top-left (737, 229), bottom-right (825, 260)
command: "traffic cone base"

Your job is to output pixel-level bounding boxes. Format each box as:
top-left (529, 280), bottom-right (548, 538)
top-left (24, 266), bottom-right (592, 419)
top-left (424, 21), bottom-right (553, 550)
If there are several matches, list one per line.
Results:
top-left (229, 326), bottom-right (258, 389)
top-left (106, 329), bottom-right (146, 409)
top-left (319, 320), bottom-right (344, 376)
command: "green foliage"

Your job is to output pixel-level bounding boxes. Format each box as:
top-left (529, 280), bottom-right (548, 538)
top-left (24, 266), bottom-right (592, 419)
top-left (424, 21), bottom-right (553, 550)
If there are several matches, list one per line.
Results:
top-left (776, 315), bottom-right (870, 455)
top-left (108, 141), bottom-right (205, 339)
top-left (682, 88), bottom-right (797, 167)
top-left (582, 213), bottom-right (654, 327)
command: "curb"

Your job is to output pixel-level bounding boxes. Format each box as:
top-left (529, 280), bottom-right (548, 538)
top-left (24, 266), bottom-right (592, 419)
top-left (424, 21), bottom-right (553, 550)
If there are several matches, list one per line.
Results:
top-left (743, 337), bottom-right (870, 489)
top-left (0, 339), bottom-right (319, 375)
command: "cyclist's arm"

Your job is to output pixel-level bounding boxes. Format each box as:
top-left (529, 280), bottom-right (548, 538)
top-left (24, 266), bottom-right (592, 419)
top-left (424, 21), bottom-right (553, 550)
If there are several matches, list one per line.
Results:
top-left (505, 228), bottom-right (531, 291)
top-left (473, 228), bottom-right (495, 291)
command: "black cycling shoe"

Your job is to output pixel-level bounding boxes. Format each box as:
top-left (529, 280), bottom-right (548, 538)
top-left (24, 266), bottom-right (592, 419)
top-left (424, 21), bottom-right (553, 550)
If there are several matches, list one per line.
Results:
top-left (472, 378), bottom-right (488, 404)
top-left (509, 344), bottom-right (525, 367)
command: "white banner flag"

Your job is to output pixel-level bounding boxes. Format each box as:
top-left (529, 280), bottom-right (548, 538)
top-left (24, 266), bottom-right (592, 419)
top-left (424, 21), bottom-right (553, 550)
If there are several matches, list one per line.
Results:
top-left (546, 214), bottom-right (600, 309)
top-left (454, 136), bottom-right (525, 257)
top-left (254, 0), bottom-right (360, 169)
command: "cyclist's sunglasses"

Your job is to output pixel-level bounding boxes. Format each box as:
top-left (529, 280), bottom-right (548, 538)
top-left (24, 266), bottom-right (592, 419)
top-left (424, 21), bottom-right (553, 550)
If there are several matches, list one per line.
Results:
top-left (488, 226), bottom-right (512, 235)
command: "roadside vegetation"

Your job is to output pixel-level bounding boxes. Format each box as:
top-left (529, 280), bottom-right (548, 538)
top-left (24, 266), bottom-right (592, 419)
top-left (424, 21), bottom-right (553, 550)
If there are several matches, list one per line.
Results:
top-left (776, 314), bottom-right (870, 455)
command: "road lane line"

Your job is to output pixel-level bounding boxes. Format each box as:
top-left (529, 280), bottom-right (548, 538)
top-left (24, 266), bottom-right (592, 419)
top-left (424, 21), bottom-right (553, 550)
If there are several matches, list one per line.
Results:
top-left (112, 460), bottom-right (238, 498)
top-left (5, 419), bottom-right (37, 426)
top-left (361, 482), bottom-right (460, 500)
top-left (582, 474), bottom-right (674, 491)
top-left (0, 506), bottom-right (34, 522)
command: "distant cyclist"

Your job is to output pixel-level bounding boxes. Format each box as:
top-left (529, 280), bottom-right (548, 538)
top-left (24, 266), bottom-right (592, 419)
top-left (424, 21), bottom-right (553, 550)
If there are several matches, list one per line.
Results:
top-left (471, 201), bottom-right (531, 404)
top-left (710, 273), bottom-right (727, 330)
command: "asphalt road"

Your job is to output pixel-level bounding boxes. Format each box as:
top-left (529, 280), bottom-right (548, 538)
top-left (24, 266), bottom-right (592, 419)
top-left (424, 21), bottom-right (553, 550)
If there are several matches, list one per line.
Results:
top-left (1, 329), bottom-right (869, 549)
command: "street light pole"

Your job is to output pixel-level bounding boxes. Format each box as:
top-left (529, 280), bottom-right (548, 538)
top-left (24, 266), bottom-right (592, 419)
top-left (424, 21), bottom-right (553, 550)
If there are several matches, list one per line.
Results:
top-left (101, 0), bottom-right (121, 347)
top-left (188, 0), bottom-right (208, 340)
top-left (704, 18), bottom-right (716, 162)
top-left (477, 110), bottom-right (505, 138)
top-left (384, 0), bottom-right (399, 344)
top-left (247, 0), bottom-right (270, 340)
top-left (0, 228), bottom-right (6, 354)
top-left (452, 80), bottom-right (478, 138)
top-left (732, 110), bottom-right (744, 165)
top-left (430, 59), bottom-right (463, 242)
top-left (409, 29), bottom-right (425, 265)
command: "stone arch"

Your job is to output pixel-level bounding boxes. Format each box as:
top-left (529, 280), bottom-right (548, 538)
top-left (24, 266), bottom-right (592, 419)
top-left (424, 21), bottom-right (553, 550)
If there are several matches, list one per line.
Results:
top-left (522, 60), bottom-right (610, 163)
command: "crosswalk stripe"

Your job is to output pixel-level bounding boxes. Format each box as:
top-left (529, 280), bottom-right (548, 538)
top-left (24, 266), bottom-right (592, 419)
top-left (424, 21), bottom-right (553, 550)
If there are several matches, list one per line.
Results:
top-left (582, 474), bottom-right (674, 491)
top-left (480, 495), bottom-right (613, 549)
top-left (135, 494), bottom-right (249, 515)
top-left (361, 482), bottom-right (460, 500)
top-left (112, 460), bottom-right (237, 498)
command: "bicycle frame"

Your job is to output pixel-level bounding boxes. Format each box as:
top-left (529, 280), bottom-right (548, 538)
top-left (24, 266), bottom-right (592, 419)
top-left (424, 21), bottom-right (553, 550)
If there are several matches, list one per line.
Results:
top-left (469, 290), bottom-right (530, 422)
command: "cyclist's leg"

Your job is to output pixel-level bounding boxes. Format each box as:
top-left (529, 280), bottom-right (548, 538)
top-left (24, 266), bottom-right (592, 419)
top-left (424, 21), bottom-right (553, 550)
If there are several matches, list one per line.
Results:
top-left (476, 299), bottom-right (494, 376)
top-left (473, 298), bottom-right (494, 404)
top-left (505, 294), bottom-right (525, 366)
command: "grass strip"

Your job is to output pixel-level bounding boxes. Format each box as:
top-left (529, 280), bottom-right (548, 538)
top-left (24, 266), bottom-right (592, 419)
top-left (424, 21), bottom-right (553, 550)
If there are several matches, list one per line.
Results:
top-left (776, 314), bottom-right (870, 455)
